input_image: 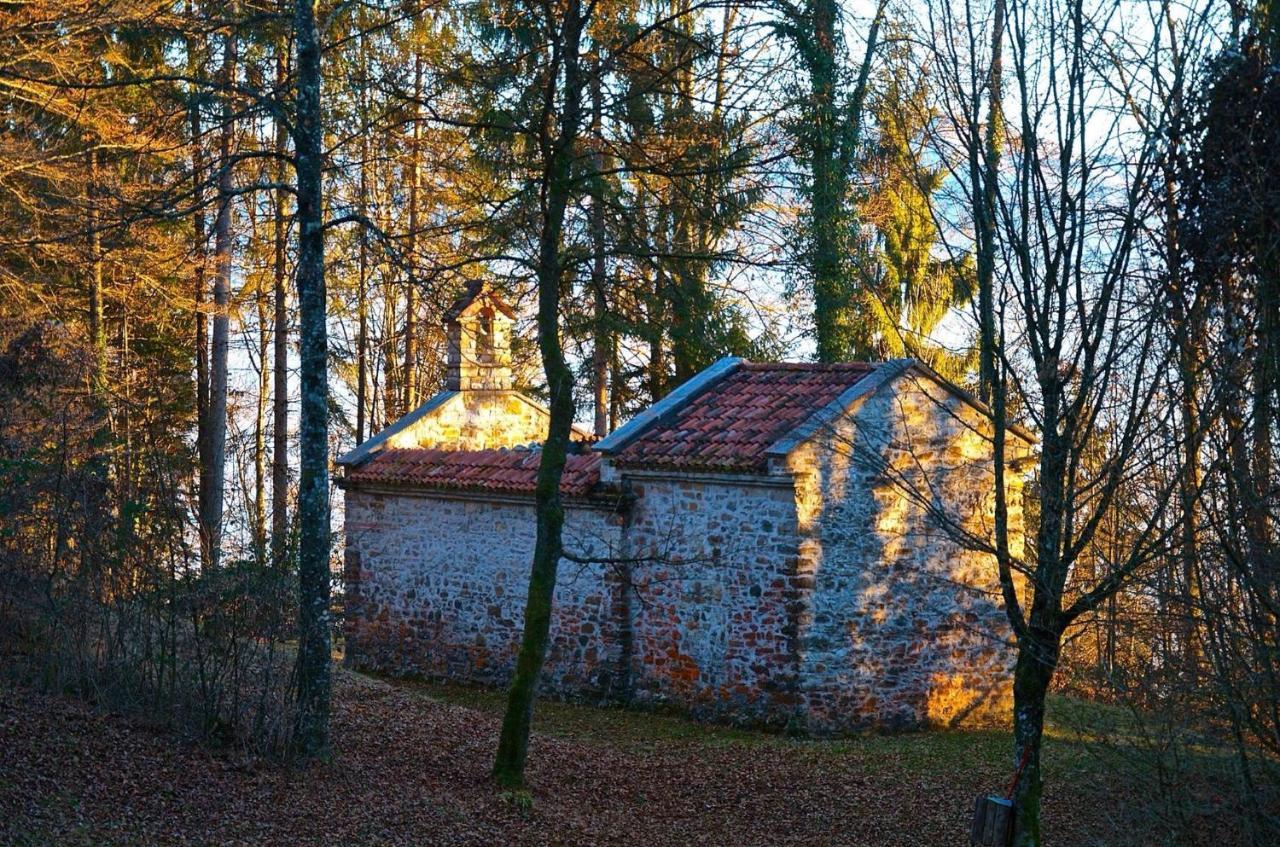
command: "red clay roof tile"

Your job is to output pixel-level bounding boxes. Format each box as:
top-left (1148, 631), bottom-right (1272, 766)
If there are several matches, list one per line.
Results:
top-left (611, 362), bottom-right (878, 472)
top-left (347, 447), bottom-right (601, 496)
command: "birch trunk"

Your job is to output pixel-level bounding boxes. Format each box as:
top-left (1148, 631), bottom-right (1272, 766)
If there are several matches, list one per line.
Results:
top-left (190, 13), bottom-right (212, 571)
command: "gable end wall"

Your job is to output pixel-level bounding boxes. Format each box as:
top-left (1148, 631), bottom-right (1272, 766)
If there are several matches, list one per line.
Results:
top-left (788, 372), bottom-right (1024, 731)
top-left (386, 391), bottom-right (551, 451)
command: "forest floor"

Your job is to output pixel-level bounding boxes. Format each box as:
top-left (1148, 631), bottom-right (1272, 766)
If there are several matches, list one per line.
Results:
top-left (0, 668), bottom-right (1248, 846)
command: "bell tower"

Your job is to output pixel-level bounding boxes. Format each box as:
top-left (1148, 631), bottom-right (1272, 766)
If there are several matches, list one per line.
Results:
top-left (444, 281), bottom-right (515, 391)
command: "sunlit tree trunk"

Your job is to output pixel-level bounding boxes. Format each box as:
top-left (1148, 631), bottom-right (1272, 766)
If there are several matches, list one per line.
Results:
top-left (381, 115), bottom-right (402, 423)
top-left (87, 149), bottom-right (107, 397)
top-left (189, 11), bottom-right (213, 571)
top-left (975, 0), bottom-right (1004, 404)
top-left (356, 24), bottom-right (371, 446)
top-left (254, 206), bottom-right (270, 564)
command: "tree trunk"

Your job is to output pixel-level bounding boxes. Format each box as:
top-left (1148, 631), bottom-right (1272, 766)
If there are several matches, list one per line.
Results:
top-left (648, 195), bottom-right (670, 400)
top-left (84, 147), bottom-right (110, 557)
top-left (976, 0), bottom-right (1005, 405)
top-left (271, 49), bottom-right (290, 570)
top-left (492, 0), bottom-right (586, 788)
top-left (255, 205), bottom-right (270, 564)
top-left (356, 25), bottom-right (371, 446)
top-left (357, 178), bottom-right (370, 445)
top-left (667, 1), bottom-right (707, 384)
top-left (190, 14), bottom-right (212, 571)
top-left (292, 0), bottom-right (332, 757)
top-left (589, 61), bottom-right (609, 437)
top-left (402, 52), bottom-right (422, 414)
top-left (808, 0), bottom-right (845, 363)
top-left (803, 0), bottom-right (882, 362)
top-left (203, 10), bottom-right (237, 571)
top-left (649, 264), bottom-right (667, 399)
top-left (1165, 131), bottom-right (1204, 673)
top-left (87, 149), bottom-right (107, 397)
top-left (1010, 628), bottom-right (1059, 847)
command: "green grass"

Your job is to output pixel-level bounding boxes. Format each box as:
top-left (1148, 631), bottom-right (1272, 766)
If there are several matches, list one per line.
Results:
top-left (384, 675), bottom-right (767, 752)
top-left (381, 674), bottom-right (1120, 777)
top-left (381, 674), bottom-right (1225, 792)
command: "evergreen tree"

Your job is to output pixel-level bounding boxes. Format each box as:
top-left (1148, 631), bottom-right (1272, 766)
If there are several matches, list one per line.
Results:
top-left (775, 0), bottom-right (886, 362)
top-left (853, 34), bottom-right (975, 378)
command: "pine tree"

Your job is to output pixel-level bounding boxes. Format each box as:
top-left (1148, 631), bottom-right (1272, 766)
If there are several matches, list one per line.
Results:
top-left (852, 34), bottom-right (975, 379)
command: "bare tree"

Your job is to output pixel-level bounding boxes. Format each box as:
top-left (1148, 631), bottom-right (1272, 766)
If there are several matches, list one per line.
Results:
top-left (974, 0), bottom-right (1206, 841)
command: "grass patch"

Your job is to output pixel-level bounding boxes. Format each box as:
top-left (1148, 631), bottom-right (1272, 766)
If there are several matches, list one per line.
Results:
top-left (383, 674), bottom-right (766, 752)
top-left (376, 673), bottom-right (1129, 784)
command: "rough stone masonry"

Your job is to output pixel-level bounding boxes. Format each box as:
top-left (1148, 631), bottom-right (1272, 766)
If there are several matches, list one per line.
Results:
top-left (338, 282), bottom-right (1033, 733)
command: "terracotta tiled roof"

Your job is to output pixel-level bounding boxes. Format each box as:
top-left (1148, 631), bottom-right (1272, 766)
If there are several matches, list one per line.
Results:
top-left (347, 447), bottom-right (601, 496)
top-left (611, 362), bottom-right (878, 472)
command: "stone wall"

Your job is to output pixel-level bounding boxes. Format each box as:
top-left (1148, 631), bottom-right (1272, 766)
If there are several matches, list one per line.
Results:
top-left (622, 473), bottom-right (803, 727)
top-left (386, 391), bottom-right (554, 451)
top-left (344, 488), bottom-right (626, 695)
top-left (446, 299), bottom-right (514, 391)
top-left (786, 372), bottom-right (1027, 731)
top-left (342, 370), bottom-right (1027, 733)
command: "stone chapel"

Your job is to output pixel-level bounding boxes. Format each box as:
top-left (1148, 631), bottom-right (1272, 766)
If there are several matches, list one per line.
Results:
top-left (337, 281), bottom-right (1034, 732)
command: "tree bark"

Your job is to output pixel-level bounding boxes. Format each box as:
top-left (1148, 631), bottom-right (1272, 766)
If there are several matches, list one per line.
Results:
top-left (808, 0), bottom-right (844, 362)
top-left (589, 60), bottom-right (609, 437)
top-left (292, 0), bottom-right (332, 757)
top-left (800, 0), bottom-right (882, 362)
top-left (255, 202), bottom-right (270, 564)
top-left (976, 0), bottom-right (1005, 404)
top-left (272, 48), bottom-right (290, 569)
top-left (492, 0), bottom-right (586, 788)
top-left (1011, 628), bottom-right (1059, 847)
top-left (402, 51), bottom-right (422, 414)
top-left (87, 149), bottom-right (107, 398)
top-left (803, 0), bottom-right (844, 360)
top-left (202, 7), bottom-right (238, 571)
top-left (356, 23), bottom-right (371, 446)
top-left (83, 146), bottom-right (111, 557)
top-left (190, 12), bottom-right (212, 571)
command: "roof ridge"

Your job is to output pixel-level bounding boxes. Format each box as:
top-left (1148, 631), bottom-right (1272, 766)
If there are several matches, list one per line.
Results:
top-left (739, 361), bottom-right (877, 371)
